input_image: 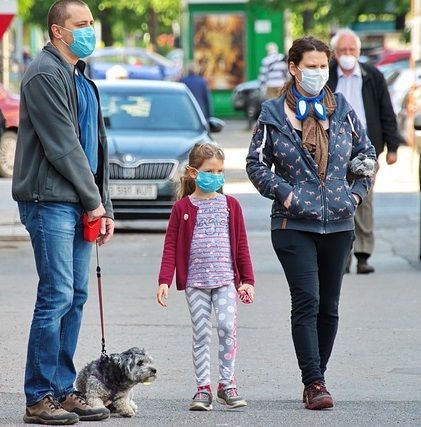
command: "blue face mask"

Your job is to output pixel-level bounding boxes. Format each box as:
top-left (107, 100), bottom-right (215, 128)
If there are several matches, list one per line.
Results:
top-left (60, 26), bottom-right (96, 58)
top-left (195, 170), bottom-right (225, 193)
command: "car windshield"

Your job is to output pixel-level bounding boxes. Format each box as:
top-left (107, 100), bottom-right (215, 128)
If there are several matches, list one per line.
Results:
top-left (99, 90), bottom-right (204, 131)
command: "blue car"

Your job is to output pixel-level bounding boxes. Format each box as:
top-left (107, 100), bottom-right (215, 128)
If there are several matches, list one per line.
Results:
top-left (87, 47), bottom-right (181, 81)
top-left (96, 80), bottom-right (224, 219)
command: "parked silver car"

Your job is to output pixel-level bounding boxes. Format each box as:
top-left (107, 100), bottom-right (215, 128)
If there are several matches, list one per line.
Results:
top-left (96, 80), bottom-right (224, 219)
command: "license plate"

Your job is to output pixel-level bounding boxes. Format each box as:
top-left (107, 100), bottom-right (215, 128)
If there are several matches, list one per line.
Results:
top-left (109, 183), bottom-right (157, 199)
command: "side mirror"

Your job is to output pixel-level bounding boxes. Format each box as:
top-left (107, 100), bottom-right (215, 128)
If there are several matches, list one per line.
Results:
top-left (103, 116), bottom-right (111, 128)
top-left (415, 114), bottom-right (421, 131)
top-left (208, 117), bottom-right (225, 133)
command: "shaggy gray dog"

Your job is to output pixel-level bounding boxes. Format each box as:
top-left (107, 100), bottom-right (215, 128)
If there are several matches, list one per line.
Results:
top-left (76, 347), bottom-right (157, 417)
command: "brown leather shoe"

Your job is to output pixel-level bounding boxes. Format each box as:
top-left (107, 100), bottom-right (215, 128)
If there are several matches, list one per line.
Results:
top-left (23, 395), bottom-right (79, 425)
top-left (61, 391), bottom-right (110, 421)
top-left (303, 381), bottom-right (334, 410)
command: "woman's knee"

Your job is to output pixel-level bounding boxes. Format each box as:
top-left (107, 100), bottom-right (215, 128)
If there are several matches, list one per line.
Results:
top-left (291, 291), bottom-right (319, 323)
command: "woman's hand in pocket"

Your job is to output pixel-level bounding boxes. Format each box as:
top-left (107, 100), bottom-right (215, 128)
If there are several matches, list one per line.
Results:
top-left (283, 191), bottom-right (293, 209)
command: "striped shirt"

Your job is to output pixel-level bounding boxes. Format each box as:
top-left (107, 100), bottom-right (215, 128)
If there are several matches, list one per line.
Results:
top-left (186, 195), bottom-right (234, 289)
top-left (259, 53), bottom-right (288, 88)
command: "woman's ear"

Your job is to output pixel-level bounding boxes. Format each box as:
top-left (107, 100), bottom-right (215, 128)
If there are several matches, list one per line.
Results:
top-left (289, 62), bottom-right (298, 78)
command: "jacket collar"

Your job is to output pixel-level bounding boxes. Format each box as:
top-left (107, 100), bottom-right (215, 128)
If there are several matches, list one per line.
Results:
top-left (43, 42), bottom-right (87, 74)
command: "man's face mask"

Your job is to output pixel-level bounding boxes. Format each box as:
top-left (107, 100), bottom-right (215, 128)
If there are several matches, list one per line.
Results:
top-left (59, 25), bottom-right (96, 58)
top-left (338, 55), bottom-right (357, 71)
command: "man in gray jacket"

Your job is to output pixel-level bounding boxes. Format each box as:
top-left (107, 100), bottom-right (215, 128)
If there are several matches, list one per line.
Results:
top-left (12, 0), bottom-right (113, 424)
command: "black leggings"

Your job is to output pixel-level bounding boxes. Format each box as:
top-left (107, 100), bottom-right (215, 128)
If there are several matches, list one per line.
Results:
top-left (271, 229), bottom-right (354, 386)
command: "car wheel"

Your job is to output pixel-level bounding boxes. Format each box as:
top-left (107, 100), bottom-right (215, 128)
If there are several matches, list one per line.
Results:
top-left (0, 130), bottom-right (17, 178)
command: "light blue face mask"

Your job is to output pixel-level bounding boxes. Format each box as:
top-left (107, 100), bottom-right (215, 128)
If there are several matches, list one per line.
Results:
top-left (60, 26), bottom-right (96, 58)
top-left (195, 170), bottom-right (225, 193)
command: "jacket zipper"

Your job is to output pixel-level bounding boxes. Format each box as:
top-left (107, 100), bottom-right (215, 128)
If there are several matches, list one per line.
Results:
top-left (320, 125), bottom-right (334, 234)
top-left (320, 180), bottom-right (327, 233)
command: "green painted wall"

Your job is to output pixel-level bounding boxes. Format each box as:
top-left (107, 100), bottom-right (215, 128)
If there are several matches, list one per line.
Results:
top-left (184, 1), bottom-right (284, 117)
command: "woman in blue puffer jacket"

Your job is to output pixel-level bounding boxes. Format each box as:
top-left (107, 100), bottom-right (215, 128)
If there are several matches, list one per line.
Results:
top-left (246, 36), bottom-right (376, 410)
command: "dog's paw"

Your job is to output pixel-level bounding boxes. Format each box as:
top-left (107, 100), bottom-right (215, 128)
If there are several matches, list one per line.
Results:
top-left (129, 400), bottom-right (138, 413)
top-left (119, 408), bottom-right (136, 417)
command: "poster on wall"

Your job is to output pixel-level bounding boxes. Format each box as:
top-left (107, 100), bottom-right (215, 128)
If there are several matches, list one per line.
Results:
top-left (193, 13), bottom-right (245, 90)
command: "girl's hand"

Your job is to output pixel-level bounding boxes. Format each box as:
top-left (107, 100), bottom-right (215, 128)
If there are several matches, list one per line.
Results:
top-left (157, 284), bottom-right (169, 307)
top-left (237, 284), bottom-right (255, 304)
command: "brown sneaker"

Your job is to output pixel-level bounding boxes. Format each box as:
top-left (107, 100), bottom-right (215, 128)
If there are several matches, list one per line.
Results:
top-left (61, 391), bottom-right (110, 421)
top-left (303, 381), bottom-right (334, 410)
top-left (23, 395), bottom-right (79, 425)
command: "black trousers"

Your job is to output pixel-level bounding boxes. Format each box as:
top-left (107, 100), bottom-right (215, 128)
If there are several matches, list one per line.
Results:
top-left (271, 229), bottom-right (354, 386)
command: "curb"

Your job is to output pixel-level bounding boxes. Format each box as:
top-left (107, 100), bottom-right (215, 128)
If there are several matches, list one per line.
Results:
top-left (0, 223), bottom-right (29, 241)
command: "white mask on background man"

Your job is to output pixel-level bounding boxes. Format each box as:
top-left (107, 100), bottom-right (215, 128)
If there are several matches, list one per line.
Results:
top-left (338, 55), bottom-right (357, 71)
top-left (297, 67), bottom-right (329, 96)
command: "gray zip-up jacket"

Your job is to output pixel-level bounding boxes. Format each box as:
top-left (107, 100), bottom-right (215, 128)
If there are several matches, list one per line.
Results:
top-left (246, 92), bottom-right (376, 234)
top-left (12, 43), bottom-right (113, 218)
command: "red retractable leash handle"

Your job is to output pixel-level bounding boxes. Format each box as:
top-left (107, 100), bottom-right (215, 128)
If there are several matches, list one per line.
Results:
top-left (82, 214), bottom-right (101, 243)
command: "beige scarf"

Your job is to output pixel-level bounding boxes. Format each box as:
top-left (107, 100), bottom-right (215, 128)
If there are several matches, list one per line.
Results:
top-left (285, 84), bottom-right (336, 180)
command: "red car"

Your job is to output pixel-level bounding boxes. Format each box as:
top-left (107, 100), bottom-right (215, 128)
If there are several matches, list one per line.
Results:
top-left (0, 83), bottom-right (19, 177)
top-left (374, 49), bottom-right (411, 66)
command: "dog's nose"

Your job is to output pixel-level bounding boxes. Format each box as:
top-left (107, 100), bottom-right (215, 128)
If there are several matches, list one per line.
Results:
top-left (151, 367), bottom-right (157, 374)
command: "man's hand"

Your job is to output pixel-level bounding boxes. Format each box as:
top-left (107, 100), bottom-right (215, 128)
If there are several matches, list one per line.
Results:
top-left (386, 152), bottom-right (397, 165)
top-left (157, 284), bottom-right (169, 307)
top-left (97, 217), bottom-right (115, 246)
top-left (87, 203), bottom-right (105, 221)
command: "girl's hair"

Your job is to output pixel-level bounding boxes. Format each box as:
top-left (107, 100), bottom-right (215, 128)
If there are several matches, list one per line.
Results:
top-left (177, 143), bottom-right (225, 199)
top-left (280, 36), bottom-right (331, 95)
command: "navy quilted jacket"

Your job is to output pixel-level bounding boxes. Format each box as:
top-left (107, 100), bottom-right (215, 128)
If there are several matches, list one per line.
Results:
top-left (246, 92), bottom-right (376, 234)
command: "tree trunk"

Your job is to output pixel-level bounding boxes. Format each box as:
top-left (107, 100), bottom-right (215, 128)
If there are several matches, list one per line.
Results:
top-left (101, 20), bottom-right (113, 46)
top-left (98, 7), bottom-right (113, 46)
top-left (148, 7), bottom-right (158, 48)
top-left (302, 9), bottom-right (313, 33)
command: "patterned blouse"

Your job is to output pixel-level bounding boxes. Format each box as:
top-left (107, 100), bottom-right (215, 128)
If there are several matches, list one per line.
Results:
top-left (186, 195), bottom-right (234, 289)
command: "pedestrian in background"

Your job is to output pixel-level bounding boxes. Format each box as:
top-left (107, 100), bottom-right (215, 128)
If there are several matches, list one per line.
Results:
top-left (180, 62), bottom-right (211, 120)
top-left (12, 0), bottom-right (114, 424)
top-left (327, 28), bottom-right (403, 274)
top-left (157, 142), bottom-right (255, 411)
top-left (247, 36), bottom-right (376, 410)
top-left (259, 42), bottom-right (288, 99)
top-left (22, 47), bottom-right (33, 73)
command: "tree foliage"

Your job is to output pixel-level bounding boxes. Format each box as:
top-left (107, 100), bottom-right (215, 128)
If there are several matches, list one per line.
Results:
top-left (250, 0), bottom-right (410, 38)
top-left (17, 0), bottom-right (180, 47)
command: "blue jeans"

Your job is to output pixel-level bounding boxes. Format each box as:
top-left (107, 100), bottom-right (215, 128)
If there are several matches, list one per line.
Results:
top-left (18, 201), bottom-right (92, 405)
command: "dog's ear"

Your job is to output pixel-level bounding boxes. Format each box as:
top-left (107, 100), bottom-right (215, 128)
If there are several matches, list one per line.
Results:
top-left (109, 353), bottom-right (122, 366)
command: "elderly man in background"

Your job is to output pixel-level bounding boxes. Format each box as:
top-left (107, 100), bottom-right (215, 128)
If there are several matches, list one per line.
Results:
top-left (327, 28), bottom-right (403, 274)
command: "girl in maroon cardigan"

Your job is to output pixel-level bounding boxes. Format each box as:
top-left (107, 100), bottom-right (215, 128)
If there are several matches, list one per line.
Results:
top-left (157, 143), bottom-right (255, 411)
